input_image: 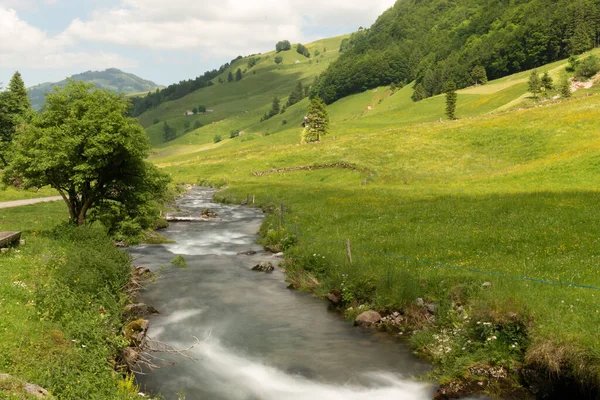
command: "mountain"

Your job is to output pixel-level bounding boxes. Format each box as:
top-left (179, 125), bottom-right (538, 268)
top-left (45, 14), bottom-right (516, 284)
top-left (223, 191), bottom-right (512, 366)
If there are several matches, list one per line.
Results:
top-left (28, 68), bottom-right (161, 110)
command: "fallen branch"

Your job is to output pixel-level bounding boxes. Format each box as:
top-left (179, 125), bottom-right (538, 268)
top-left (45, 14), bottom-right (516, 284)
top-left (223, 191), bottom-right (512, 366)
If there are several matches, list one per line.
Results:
top-left (132, 331), bottom-right (211, 375)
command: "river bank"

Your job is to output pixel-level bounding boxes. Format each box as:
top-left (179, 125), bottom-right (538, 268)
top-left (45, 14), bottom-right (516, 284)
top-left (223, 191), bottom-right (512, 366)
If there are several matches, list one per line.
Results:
top-left (130, 187), bottom-right (440, 400)
top-left (208, 185), bottom-right (600, 400)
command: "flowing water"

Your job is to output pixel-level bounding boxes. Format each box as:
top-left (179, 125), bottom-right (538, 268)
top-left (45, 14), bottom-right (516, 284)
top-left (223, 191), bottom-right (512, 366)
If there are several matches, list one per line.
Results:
top-left (131, 188), bottom-right (437, 400)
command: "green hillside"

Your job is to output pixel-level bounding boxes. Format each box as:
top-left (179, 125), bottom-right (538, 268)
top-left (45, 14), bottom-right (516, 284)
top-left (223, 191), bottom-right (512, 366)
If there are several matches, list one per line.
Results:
top-left (313, 0), bottom-right (600, 103)
top-left (143, 44), bottom-right (600, 396)
top-left (28, 68), bottom-right (160, 110)
top-left (139, 36), bottom-right (347, 146)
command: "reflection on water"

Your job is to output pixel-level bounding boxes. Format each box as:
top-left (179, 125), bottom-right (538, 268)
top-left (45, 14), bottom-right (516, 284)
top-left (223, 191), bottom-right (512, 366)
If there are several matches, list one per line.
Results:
top-left (131, 188), bottom-right (435, 400)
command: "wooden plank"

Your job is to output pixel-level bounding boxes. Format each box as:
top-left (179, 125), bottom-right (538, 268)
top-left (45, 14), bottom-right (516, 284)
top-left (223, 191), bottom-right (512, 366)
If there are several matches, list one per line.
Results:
top-left (0, 232), bottom-right (21, 248)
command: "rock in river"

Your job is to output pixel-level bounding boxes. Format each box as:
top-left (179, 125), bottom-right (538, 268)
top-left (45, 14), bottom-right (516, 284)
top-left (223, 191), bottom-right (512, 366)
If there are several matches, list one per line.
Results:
top-left (252, 262), bottom-right (274, 272)
top-left (354, 310), bottom-right (382, 327)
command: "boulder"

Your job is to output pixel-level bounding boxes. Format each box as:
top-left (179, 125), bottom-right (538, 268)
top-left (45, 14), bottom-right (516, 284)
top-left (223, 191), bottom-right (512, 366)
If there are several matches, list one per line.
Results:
top-left (416, 298), bottom-right (425, 307)
top-left (0, 374), bottom-right (51, 398)
top-left (133, 266), bottom-right (152, 278)
top-left (354, 310), bottom-right (382, 327)
top-left (327, 289), bottom-right (343, 306)
top-left (124, 303), bottom-right (158, 318)
top-left (125, 319), bottom-right (150, 347)
top-left (252, 262), bottom-right (274, 272)
top-left (427, 303), bottom-right (437, 314)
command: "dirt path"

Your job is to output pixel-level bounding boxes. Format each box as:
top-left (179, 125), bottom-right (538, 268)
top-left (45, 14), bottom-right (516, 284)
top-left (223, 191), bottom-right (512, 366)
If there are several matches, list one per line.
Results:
top-left (0, 196), bottom-right (62, 209)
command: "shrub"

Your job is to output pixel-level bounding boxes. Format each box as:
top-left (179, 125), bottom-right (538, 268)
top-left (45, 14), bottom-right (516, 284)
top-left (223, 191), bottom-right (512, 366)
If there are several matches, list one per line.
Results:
top-left (213, 135), bottom-right (222, 143)
top-left (230, 129), bottom-right (240, 138)
top-left (575, 55), bottom-right (600, 80)
top-left (171, 255), bottom-right (187, 268)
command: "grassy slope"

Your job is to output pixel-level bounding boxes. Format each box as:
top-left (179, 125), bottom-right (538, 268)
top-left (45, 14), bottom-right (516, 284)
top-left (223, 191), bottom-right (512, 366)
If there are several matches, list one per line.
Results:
top-left (140, 36), bottom-right (347, 147)
top-left (146, 46), bottom-right (600, 391)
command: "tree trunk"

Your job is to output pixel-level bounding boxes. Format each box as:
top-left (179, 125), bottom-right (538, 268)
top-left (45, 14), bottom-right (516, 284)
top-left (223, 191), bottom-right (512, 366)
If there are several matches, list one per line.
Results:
top-left (77, 197), bottom-right (94, 226)
top-left (56, 188), bottom-right (77, 223)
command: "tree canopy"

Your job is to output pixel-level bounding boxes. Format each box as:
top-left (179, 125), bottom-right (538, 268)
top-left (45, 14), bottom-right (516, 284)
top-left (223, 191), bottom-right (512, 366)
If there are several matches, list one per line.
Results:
top-left (302, 97), bottom-right (329, 143)
top-left (276, 40), bottom-right (292, 52)
top-left (4, 80), bottom-right (171, 227)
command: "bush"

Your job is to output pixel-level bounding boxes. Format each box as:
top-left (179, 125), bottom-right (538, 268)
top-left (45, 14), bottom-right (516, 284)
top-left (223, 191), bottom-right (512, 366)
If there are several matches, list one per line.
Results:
top-left (575, 55), bottom-right (600, 80)
top-left (213, 134), bottom-right (222, 143)
top-left (171, 254), bottom-right (187, 268)
top-left (230, 129), bottom-right (240, 138)
top-left (274, 56), bottom-right (283, 65)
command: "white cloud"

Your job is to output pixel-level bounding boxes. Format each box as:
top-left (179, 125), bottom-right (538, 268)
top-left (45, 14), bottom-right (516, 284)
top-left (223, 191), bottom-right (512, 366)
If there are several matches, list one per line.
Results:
top-left (65, 0), bottom-right (396, 54)
top-left (0, 7), bottom-right (137, 70)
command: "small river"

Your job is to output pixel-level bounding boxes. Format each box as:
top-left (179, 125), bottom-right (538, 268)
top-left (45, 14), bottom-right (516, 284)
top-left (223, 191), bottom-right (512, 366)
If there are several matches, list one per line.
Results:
top-left (130, 188), bottom-right (437, 399)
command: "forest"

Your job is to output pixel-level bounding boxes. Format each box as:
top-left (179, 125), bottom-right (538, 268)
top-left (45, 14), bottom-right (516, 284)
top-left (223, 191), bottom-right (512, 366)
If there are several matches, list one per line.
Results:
top-left (312, 0), bottom-right (600, 103)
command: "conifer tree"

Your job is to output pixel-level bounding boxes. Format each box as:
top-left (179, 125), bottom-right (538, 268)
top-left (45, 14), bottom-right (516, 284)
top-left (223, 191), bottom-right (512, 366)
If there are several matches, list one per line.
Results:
top-left (412, 83), bottom-right (427, 102)
top-left (235, 68), bottom-right (243, 81)
top-left (8, 72), bottom-right (30, 112)
top-left (559, 73), bottom-right (572, 98)
top-left (528, 70), bottom-right (542, 99)
top-left (286, 81), bottom-right (305, 107)
top-left (302, 97), bottom-right (329, 142)
top-left (444, 80), bottom-right (457, 120)
top-left (471, 65), bottom-right (488, 86)
top-left (269, 97), bottom-right (280, 117)
top-left (227, 71), bottom-right (234, 82)
top-left (541, 71), bottom-right (554, 92)
top-left (0, 71), bottom-right (32, 166)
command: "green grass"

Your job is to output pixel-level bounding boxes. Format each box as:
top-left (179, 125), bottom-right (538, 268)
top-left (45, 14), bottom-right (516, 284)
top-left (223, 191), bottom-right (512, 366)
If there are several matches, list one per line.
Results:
top-left (0, 203), bottom-right (141, 399)
top-left (148, 48), bottom-right (600, 393)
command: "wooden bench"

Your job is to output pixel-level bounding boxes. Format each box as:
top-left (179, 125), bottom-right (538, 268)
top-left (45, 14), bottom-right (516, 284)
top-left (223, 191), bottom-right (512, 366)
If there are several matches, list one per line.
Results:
top-left (0, 232), bottom-right (22, 248)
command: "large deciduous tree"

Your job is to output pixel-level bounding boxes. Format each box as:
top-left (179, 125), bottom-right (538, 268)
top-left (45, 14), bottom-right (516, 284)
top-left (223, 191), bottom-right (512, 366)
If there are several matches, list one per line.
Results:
top-left (302, 97), bottom-right (329, 143)
top-left (4, 80), bottom-right (170, 226)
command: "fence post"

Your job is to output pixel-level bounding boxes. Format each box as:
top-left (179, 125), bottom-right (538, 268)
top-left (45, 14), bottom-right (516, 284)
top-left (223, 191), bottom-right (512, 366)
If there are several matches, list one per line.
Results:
top-left (346, 239), bottom-right (352, 264)
top-left (252, 195), bottom-right (255, 204)
top-left (295, 223), bottom-right (300, 247)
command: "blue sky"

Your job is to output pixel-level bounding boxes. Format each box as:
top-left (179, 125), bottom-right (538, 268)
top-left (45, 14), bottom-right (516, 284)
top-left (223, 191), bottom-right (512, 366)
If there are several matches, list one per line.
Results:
top-left (0, 0), bottom-right (396, 88)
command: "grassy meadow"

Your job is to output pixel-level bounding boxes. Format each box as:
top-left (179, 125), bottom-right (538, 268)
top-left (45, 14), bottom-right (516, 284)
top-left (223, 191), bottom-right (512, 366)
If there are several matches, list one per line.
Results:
top-left (0, 202), bottom-right (142, 399)
top-left (140, 44), bottom-right (600, 393)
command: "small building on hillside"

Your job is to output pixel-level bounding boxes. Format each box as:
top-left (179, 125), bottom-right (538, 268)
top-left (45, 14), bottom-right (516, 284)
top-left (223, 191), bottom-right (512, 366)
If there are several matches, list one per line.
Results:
top-left (184, 110), bottom-right (194, 116)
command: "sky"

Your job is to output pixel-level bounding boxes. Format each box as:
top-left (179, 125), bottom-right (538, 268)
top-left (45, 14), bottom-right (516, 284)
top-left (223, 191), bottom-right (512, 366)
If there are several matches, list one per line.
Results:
top-left (0, 0), bottom-right (396, 88)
